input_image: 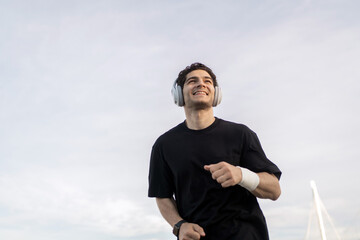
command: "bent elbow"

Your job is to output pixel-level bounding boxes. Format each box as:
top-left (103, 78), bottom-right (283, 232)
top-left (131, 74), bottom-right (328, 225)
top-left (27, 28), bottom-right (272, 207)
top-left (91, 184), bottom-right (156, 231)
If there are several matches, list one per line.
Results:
top-left (271, 187), bottom-right (281, 201)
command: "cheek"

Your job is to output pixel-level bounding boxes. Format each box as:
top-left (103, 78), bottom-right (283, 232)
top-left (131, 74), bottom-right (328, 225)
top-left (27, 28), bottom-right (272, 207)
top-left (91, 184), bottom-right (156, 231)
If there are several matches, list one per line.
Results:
top-left (181, 89), bottom-right (190, 104)
top-left (182, 87), bottom-right (191, 97)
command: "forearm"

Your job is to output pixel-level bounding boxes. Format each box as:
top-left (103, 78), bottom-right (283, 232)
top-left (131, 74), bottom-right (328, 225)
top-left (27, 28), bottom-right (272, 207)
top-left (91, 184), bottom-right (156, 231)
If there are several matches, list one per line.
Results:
top-left (204, 162), bottom-right (281, 200)
top-left (251, 172), bottom-right (281, 200)
top-left (156, 197), bottom-right (183, 228)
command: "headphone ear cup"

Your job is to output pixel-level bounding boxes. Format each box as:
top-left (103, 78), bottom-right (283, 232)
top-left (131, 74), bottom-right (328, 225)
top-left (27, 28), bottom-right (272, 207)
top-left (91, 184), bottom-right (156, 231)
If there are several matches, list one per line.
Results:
top-left (172, 83), bottom-right (184, 106)
top-left (213, 86), bottom-right (222, 107)
top-left (176, 85), bottom-right (184, 106)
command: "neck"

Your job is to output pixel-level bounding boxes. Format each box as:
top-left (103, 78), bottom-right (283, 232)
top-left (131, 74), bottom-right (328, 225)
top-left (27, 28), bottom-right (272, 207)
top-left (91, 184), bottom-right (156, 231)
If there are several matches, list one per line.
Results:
top-left (184, 107), bottom-right (215, 130)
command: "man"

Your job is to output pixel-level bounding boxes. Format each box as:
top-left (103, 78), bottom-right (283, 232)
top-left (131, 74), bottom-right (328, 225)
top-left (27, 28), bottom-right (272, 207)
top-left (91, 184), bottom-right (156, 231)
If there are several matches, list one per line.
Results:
top-left (148, 62), bottom-right (281, 240)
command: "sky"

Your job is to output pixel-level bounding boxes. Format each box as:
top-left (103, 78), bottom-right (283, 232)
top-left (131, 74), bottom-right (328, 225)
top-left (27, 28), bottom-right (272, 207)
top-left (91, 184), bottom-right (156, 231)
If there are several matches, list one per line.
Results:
top-left (1, 0), bottom-right (360, 239)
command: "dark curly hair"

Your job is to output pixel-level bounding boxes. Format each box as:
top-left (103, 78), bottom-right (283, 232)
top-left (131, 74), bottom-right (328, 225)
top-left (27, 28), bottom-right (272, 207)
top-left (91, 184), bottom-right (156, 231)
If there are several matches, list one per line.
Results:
top-left (175, 62), bottom-right (218, 88)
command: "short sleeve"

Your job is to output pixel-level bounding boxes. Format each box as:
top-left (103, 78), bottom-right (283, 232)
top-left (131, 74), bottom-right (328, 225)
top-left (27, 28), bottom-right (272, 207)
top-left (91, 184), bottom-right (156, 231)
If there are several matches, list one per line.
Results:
top-left (148, 141), bottom-right (175, 198)
top-left (241, 129), bottom-right (282, 180)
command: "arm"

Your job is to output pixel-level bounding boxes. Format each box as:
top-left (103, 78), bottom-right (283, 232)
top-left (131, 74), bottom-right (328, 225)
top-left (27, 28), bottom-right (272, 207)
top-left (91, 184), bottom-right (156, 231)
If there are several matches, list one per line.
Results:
top-left (204, 162), bottom-right (281, 200)
top-left (252, 172), bottom-right (281, 200)
top-left (156, 198), bottom-right (206, 240)
top-left (156, 197), bottom-right (182, 228)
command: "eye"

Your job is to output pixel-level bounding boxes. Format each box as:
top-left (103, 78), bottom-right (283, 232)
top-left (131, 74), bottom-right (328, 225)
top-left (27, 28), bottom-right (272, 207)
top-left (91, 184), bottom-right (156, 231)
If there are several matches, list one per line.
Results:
top-left (186, 79), bottom-right (196, 84)
top-left (205, 79), bottom-right (213, 84)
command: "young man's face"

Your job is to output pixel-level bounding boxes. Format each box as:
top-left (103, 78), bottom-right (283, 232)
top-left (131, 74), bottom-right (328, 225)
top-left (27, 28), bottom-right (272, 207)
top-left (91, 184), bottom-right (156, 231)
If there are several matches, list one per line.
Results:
top-left (182, 69), bottom-right (215, 109)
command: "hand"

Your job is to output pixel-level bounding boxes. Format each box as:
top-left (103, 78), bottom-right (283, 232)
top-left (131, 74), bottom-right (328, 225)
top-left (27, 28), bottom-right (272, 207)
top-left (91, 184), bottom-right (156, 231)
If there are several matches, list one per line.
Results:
top-left (204, 161), bottom-right (242, 188)
top-left (179, 222), bottom-right (206, 240)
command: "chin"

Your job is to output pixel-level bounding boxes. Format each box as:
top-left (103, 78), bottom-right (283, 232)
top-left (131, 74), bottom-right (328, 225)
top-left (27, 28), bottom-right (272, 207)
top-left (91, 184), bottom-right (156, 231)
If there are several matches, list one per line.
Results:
top-left (189, 101), bottom-right (212, 110)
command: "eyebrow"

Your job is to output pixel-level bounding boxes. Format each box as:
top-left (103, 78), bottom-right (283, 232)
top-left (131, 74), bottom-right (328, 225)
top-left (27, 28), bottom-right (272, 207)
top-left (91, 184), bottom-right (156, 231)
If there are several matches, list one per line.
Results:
top-left (185, 76), bottom-right (213, 82)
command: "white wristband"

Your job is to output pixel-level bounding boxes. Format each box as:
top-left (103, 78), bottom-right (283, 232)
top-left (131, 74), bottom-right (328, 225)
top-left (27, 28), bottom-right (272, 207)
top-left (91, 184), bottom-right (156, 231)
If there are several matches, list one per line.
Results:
top-left (237, 167), bottom-right (260, 192)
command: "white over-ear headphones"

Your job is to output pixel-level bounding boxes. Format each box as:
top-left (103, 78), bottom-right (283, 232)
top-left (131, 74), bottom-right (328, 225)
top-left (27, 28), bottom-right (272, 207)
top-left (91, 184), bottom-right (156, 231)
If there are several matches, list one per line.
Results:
top-left (171, 80), bottom-right (222, 107)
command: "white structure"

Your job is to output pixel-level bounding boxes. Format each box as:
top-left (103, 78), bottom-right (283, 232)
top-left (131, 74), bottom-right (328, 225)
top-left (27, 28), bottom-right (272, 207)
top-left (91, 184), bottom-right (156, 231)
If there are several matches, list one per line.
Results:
top-left (311, 180), bottom-right (327, 240)
top-left (305, 180), bottom-right (342, 240)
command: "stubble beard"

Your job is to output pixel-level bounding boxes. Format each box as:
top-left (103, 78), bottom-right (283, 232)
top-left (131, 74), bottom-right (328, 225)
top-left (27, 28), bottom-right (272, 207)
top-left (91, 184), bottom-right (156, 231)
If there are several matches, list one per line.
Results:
top-left (187, 100), bottom-right (212, 110)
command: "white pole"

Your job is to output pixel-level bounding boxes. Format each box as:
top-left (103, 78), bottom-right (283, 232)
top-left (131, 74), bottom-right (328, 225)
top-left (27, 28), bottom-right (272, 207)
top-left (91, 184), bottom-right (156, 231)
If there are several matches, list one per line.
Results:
top-left (310, 180), bottom-right (327, 240)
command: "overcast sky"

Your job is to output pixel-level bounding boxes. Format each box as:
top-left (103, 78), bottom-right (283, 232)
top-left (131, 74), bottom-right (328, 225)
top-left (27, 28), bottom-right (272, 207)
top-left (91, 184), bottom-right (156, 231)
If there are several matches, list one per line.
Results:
top-left (1, 0), bottom-right (360, 239)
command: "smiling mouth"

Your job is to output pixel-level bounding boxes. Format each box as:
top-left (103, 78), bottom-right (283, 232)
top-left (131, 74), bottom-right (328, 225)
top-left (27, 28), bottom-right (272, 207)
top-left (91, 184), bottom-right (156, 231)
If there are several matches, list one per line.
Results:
top-left (193, 91), bottom-right (208, 95)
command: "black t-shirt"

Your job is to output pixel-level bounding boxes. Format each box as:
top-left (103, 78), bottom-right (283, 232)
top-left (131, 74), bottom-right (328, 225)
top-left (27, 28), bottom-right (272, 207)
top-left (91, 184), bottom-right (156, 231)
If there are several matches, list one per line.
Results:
top-left (148, 118), bottom-right (282, 240)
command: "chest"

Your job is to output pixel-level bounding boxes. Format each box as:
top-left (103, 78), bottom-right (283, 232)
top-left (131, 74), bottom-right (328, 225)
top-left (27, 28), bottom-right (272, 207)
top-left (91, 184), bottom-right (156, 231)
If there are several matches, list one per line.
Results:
top-left (162, 132), bottom-right (246, 179)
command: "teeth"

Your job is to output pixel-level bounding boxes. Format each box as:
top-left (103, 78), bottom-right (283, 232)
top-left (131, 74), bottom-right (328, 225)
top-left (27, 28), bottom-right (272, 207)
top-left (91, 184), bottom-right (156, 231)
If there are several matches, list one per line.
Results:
top-left (193, 91), bottom-right (207, 95)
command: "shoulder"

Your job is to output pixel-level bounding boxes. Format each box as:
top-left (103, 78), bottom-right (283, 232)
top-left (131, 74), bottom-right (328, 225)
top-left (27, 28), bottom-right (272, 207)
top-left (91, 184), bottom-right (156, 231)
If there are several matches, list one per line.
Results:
top-left (216, 118), bottom-right (261, 143)
top-left (153, 121), bottom-right (185, 146)
top-left (217, 118), bottom-right (253, 133)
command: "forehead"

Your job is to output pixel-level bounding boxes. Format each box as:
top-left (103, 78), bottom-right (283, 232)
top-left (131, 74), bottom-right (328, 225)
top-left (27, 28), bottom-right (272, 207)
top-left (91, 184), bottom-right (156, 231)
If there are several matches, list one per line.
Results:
top-left (185, 69), bottom-right (212, 80)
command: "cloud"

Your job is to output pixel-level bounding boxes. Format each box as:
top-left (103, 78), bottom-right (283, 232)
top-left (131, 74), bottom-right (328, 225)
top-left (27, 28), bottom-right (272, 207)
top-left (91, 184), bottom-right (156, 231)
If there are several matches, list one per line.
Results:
top-left (0, 167), bottom-right (167, 238)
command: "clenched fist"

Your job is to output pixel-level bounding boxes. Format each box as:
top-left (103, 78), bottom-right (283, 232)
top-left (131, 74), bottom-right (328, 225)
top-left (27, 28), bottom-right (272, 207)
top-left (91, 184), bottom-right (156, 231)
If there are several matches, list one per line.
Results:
top-left (179, 222), bottom-right (206, 240)
top-left (204, 161), bottom-right (242, 188)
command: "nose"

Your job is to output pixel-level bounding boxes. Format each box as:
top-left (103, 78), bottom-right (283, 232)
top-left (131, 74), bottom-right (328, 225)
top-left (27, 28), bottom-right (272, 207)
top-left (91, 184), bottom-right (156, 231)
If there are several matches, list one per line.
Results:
top-left (196, 79), bottom-right (207, 88)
